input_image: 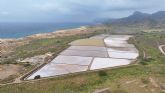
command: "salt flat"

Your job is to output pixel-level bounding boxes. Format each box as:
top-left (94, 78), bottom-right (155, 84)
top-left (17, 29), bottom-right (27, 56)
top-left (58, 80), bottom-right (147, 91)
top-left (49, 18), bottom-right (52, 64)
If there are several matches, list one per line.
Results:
top-left (27, 63), bottom-right (70, 79)
top-left (60, 50), bottom-right (108, 58)
top-left (90, 58), bottom-right (132, 70)
top-left (52, 55), bottom-right (92, 66)
top-left (104, 39), bottom-right (127, 44)
top-left (27, 35), bottom-right (139, 80)
top-left (63, 64), bottom-right (88, 73)
top-left (105, 42), bottom-right (135, 47)
top-left (107, 47), bottom-right (138, 53)
top-left (105, 35), bottom-right (132, 40)
top-left (27, 63), bottom-right (88, 80)
top-left (104, 35), bottom-right (134, 47)
top-left (67, 46), bottom-right (107, 51)
top-left (90, 34), bottom-right (109, 39)
top-left (70, 39), bottom-right (105, 46)
top-left (108, 51), bottom-right (139, 59)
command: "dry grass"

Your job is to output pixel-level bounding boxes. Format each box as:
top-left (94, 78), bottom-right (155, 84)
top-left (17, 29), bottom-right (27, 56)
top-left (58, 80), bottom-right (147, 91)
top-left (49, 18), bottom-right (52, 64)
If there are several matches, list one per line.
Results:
top-left (70, 39), bottom-right (105, 47)
top-left (0, 31), bottom-right (165, 93)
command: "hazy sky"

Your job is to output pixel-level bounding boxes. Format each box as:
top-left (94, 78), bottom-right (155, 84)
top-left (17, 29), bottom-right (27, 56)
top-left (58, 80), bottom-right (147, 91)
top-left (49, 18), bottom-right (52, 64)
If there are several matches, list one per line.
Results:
top-left (0, 0), bottom-right (165, 22)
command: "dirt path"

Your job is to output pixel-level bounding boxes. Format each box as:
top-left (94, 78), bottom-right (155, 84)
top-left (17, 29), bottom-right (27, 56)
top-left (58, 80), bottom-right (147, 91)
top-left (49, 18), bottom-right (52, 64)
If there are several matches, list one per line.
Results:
top-left (143, 50), bottom-right (146, 59)
top-left (158, 45), bottom-right (165, 55)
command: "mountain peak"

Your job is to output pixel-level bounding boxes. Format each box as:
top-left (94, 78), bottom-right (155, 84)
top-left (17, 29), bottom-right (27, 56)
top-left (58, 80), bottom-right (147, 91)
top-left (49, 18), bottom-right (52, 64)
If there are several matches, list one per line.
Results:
top-left (133, 11), bottom-right (143, 15)
top-left (132, 11), bottom-right (149, 16)
top-left (104, 11), bottom-right (165, 28)
top-left (152, 11), bottom-right (165, 15)
top-left (154, 11), bottom-right (165, 14)
top-left (126, 11), bottom-right (150, 20)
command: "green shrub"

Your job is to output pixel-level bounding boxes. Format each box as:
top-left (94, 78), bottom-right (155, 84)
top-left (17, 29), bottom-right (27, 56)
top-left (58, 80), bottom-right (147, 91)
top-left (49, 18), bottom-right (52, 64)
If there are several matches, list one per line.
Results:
top-left (141, 78), bottom-right (149, 84)
top-left (23, 63), bottom-right (31, 67)
top-left (98, 70), bottom-right (107, 77)
top-left (140, 61), bottom-right (148, 65)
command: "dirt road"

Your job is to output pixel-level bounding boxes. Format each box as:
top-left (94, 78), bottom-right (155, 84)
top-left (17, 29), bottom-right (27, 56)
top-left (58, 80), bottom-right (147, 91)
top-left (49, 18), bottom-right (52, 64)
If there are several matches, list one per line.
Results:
top-left (158, 45), bottom-right (165, 55)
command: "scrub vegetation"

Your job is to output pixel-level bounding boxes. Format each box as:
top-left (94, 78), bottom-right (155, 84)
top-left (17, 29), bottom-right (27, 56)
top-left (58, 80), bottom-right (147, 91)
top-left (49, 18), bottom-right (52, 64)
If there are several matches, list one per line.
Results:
top-left (0, 28), bottom-right (105, 84)
top-left (2, 30), bottom-right (104, 64)
top-left (0, 28), bottom-right (165, 93)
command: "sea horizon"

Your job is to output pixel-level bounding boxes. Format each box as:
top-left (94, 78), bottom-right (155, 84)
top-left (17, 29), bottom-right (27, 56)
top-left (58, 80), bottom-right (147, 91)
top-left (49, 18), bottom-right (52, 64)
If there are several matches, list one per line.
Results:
top-left (0, 22), bottom-right (93, 39)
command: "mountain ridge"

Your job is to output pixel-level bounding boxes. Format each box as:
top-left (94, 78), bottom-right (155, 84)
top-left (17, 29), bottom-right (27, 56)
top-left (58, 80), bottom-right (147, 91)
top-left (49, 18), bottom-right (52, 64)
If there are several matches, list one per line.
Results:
top-left (104, 11), bottom-right (165, 28)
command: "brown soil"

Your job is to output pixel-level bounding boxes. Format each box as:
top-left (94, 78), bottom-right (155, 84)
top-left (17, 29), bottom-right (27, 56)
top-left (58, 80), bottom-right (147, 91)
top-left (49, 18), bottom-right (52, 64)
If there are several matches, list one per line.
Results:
top-left (0, 64), bottom-right (23, 80)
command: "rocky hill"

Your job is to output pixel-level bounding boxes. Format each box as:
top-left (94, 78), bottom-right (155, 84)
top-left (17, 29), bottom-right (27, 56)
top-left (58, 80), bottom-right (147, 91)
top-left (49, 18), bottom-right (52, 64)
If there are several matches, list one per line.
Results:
top-left (104, 11), bottom-right (165, 28)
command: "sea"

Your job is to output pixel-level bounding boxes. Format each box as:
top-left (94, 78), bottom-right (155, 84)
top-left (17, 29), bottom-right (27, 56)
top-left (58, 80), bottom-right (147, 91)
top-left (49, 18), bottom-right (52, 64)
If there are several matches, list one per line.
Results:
top-left (0, 22), bottom-right (93, 39)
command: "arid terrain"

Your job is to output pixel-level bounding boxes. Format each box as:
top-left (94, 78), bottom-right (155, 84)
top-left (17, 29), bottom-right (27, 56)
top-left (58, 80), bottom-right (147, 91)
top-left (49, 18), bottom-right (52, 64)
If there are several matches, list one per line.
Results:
top-left (0, 25), bottom-right (165, 93)
top-left (0, 11), bottom-right (165, 93)
top-left (0, 25), bottom-right (106, 84)
top-left (1, 0), bottom-right (165, 92)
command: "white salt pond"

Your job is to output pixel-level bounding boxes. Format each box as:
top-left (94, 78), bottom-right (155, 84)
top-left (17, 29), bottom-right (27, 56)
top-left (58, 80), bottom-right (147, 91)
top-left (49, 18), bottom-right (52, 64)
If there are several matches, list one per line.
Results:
top-left (26, 35), bottom-right (139, 80)
top-left (60, 50), bottom-right (108, 58)
top-left (107, 47), bottom-right (138, 53)
top-left (105, 42), bottom-right (135, 48)
top-left (90, 58), bottom-right (132, 70)
top-left (67, 46), bottom-right (107, 51)
top-left (27, 63), bottom-right (88, 80)
top-left (104, 39), bottom-right (128, 44)
top-left (52, 55), bottom-right (92, 66)
top-left (104, 35), bottom-right (134, 48)
top-left (105, 35), bottom-right (132, 40)
top-left (90, 34), bottom-right (109, 39)
top-left (108, 51), bottom-right (139, 59)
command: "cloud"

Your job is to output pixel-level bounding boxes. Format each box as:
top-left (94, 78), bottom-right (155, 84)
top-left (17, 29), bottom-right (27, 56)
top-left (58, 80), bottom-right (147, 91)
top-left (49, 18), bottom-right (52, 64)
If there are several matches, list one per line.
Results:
top-left (0, 11), bottom-right (10, 15)
top-left (33, 2), bottom-right (71, 13)
top-left (0, 0), bottom-right (165, 22)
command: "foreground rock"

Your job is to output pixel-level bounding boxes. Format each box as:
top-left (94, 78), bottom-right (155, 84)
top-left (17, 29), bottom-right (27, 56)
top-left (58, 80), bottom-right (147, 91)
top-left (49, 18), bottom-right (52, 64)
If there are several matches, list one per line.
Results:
top-left (160, 83), bottom-right (165, 92)
top-left (93, 88), bottom-right (111, 93)
top-left (17, 52), bottom-right (53, 65)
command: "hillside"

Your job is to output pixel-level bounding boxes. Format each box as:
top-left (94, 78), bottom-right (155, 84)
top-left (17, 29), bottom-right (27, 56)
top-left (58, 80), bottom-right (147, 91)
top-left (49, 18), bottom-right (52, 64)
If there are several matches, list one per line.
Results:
top-left (104, 11), bottom-right (165, 28)
top-left (0, 31), bottom-right (165, 93)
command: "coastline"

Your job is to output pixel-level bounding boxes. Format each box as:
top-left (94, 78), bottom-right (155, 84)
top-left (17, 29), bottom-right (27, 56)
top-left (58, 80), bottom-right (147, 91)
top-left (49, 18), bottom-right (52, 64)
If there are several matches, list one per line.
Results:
top-left (0, 26), bottom-right (87, 42)
top-left (0, 24), bottom-right (106, 56)
top-left (0, 26), bottom-right (95, 55)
